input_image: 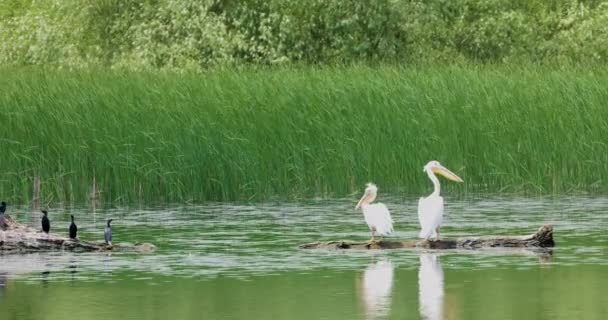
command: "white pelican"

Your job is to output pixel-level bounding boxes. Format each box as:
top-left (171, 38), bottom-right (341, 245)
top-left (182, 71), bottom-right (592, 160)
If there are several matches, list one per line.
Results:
top-left (355, 183), bottom-right (394, 241)
top-left (418, 161), bottom-right (463, 240)
top-left (418, 253), bottom-right (444, 320)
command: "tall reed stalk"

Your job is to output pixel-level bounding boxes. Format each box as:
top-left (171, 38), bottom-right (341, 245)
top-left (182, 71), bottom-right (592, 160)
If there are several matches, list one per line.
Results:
top-left (1, 65), bottom-right (607, 204)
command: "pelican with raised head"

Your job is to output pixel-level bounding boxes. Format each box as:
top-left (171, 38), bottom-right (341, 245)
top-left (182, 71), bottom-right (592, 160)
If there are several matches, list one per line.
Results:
top-left (418, 161), bottom-right (463, 241)
top-left (356, 183), bottom-right (394, 241)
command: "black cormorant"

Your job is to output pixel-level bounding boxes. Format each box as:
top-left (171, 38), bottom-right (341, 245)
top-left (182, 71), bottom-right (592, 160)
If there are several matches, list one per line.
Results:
top-left (69, 215), bottom-right (77, 239)
top-left (104, 219), bottom-right (113, 245)
top-left (41, 210), bottom-right (50, 234)
top-left (0, 213), bottom-right (6, 231)
top-left (0, 201), bottom-right (7, 231)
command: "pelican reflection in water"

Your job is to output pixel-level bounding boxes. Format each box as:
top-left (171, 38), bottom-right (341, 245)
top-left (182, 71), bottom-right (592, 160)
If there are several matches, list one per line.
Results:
top-left (418, 253), bottom-right (444, 320)
top-left (359, 259), bottom-right (394, 320)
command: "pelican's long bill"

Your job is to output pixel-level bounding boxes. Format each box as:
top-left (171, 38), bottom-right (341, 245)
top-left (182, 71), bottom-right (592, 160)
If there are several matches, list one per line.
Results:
top-left (431, 165), bottom-right (464, 182)
top-left (355, 189), bottom-right (375, 210)
top-left (355, 193), bottom-right (367, 210)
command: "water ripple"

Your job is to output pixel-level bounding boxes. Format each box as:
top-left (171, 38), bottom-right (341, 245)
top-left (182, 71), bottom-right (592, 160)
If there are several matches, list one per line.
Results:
top-left (1, 195), bottom-right (606, 281)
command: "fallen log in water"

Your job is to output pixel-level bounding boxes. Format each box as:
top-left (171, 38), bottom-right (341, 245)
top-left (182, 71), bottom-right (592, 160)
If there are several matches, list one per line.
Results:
top-left (0, 215), bottom-right (156, 253)
top-left (299, 225), bottom-right (554, 250)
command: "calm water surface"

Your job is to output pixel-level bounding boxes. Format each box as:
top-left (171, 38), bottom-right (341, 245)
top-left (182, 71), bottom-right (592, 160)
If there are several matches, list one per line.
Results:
top-left (1, 196), bottom-right (607, 320)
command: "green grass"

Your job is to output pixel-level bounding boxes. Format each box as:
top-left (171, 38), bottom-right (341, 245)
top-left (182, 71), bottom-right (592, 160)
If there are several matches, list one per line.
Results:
top-left (1, 65), bottom-right (608, 204)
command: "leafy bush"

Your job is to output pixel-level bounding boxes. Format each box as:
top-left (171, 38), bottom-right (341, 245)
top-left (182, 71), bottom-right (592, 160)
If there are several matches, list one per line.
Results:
top-left (2, 0), bottom-right (608, 68)
top-left (552, 2), bottom-right (608, 63)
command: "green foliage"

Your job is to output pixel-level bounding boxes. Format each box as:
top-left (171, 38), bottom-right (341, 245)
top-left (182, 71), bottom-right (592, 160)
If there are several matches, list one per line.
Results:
top-left (3, 0), bottom-right (608, 68)
top-left (221, 0), bottom-right (408, 64)
top-left (1, 66), bottom-right (608, 204)
top-left (111, 0), bottom-right (235, 69)
top-left (552, 2), bottom-right (608, 63)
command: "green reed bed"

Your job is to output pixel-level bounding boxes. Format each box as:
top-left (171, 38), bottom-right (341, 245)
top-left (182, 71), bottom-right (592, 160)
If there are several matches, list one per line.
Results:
top-left (1, 66), bottom-right (608, 204)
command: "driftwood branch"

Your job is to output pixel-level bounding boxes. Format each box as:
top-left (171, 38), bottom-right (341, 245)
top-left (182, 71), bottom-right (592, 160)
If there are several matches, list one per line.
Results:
top-left (299, 225), bottom-right (554, 250)
top-left (0, 215), bottom-right (156, 253)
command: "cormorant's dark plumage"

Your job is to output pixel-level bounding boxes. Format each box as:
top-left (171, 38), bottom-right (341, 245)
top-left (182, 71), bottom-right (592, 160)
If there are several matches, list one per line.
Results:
top-left (0, 214), bottom-right (6, 231)
top-left (41, 210), bottom-right (50, 234)
top-left (69, 215), bottom-right (78, 239)
top-left (0, 201), bottom-right (7, 231)
top-left (104, 219), bottom-right (113, 245)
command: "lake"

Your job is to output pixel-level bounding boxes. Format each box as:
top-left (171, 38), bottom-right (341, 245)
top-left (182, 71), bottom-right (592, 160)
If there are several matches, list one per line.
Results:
top-left (1, 196), bottom-right (607, 319)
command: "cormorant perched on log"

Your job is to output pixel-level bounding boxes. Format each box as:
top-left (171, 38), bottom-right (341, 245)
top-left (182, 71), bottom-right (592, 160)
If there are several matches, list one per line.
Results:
top-left (104, 219), bottom-right (113, 246)
top-left (69, 215), bottom-right (78, 239)
top-left (41, 210), bottom-right (50, 234)
top-left (0, 201), bottom-right (7, 231)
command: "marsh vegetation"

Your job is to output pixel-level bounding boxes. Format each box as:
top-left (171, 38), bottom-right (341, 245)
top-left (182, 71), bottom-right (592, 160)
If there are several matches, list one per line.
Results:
top-left (2, 66), bottom-right (607, 203)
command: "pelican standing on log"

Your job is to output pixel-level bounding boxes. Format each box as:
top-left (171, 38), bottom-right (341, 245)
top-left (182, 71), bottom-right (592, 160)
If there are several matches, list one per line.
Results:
top-left (356, 183), bottom-right (394, 241)
top-left (418, 161), bottom-right (463, 241)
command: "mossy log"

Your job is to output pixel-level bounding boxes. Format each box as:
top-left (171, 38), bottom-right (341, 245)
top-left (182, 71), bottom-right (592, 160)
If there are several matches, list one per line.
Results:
top-left (0, 215), bottom-right (156, 253)
top-left (299, 225), bottom-right (554, 250)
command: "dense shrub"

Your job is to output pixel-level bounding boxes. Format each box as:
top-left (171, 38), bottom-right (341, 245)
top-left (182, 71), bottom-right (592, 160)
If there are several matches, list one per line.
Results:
top-left (1, 0), bottom-right (608, 68)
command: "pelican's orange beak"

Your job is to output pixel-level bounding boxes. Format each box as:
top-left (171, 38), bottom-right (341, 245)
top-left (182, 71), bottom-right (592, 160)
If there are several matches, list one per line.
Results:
top-left (431, 165), bottom-right (464, 182)
top-left (355, 192), bottom-right (370, 210)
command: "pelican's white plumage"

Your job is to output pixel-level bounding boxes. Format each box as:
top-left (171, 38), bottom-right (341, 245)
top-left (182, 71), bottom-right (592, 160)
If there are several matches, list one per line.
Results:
top-left (418, 196), bottom-right (444, 240)
top-left (356, 183), bottom-right (394, 240)
top-left (418, 161), bottom-right (463, 240)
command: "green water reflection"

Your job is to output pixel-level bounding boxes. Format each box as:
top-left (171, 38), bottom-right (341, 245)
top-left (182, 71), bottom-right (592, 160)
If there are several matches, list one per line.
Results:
top-left (1, 196), bottom-right (607, 319)
top-left (2, 262), bottom-right (607, 320)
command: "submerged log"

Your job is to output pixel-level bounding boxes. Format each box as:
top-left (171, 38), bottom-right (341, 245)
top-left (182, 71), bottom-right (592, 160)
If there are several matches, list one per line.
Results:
top-left (299, 225), bottom-right (554, 250)
top-left (0, 215), bottom-right (156, 253)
